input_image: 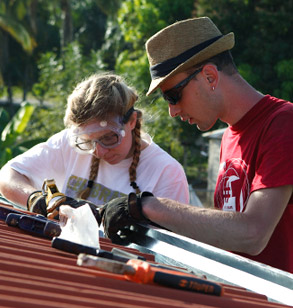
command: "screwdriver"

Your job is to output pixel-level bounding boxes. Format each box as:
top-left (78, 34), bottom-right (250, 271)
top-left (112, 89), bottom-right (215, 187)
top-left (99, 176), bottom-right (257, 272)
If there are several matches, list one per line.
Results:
top-left (53, 238), bottom-right (197, 275)
top-left (77, 254), bottom-right (223, 296)
top-left (51, 237), bottom-right (141, 263)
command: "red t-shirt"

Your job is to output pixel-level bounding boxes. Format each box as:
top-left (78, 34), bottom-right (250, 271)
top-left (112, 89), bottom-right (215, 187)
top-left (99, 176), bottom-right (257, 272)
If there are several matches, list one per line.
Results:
top-left (214, 95), bottom-right (293, 273)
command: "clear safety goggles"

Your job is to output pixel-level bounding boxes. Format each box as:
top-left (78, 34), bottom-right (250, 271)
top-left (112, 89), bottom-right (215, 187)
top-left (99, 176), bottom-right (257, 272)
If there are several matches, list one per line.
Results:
top-left (68, 118), bottom-right (126, 154)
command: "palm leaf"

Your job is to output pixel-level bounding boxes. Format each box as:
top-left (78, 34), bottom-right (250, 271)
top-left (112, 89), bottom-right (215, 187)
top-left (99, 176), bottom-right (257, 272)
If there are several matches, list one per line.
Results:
top-left (1, 102), bottom-right (35, 146)
top-left (0, 13), bottom-right (36, 54)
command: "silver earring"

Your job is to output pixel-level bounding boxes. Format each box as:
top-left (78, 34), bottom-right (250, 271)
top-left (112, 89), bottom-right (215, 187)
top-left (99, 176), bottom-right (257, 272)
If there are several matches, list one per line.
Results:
top-left (212, 86), bottom-right (215, 91)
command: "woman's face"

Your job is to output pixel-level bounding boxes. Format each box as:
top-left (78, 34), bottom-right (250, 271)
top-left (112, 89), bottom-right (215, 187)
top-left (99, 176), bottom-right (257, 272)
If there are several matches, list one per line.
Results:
top-left (74, 112), bottom-right (137, 165)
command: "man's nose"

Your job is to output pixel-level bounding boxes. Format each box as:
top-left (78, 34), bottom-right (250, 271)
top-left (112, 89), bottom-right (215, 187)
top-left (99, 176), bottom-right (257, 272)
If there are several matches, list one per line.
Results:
top-left (94, 143), bottom-right (110, 158)
top-left (169, 103), bottom-right (181, 118)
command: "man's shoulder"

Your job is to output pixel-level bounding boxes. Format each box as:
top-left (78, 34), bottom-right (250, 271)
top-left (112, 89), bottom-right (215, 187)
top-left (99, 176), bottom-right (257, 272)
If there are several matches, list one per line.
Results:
top-left (265, 95), bottom-right (293, 110)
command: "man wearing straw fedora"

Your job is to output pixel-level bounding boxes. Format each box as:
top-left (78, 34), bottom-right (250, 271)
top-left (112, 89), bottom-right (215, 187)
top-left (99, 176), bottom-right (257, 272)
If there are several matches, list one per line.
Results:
top-left (101, 17), bottom-right (293, 273)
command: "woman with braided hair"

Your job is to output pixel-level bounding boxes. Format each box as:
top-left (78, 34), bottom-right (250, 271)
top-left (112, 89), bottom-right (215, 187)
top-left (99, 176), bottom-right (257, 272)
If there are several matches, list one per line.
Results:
top-left (0, 72), bottom-right (189, 213)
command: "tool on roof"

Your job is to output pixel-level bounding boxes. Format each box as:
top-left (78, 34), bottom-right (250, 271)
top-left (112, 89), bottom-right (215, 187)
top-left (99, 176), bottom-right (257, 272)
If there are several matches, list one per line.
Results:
top-left (0, 206), bottom-right (25, 220)
top-left (110, 247), bottom-right (146, 261)
top-left (52, 237), bottom-right (134, 263)
top-left (5, 212), bottom-right (61, 238)
top-left (52, 237), bottom-right (194, 274)
top-left (110, 247), bottom-right (198, 275)
top-left (77, 254), bottom-right (223, 296)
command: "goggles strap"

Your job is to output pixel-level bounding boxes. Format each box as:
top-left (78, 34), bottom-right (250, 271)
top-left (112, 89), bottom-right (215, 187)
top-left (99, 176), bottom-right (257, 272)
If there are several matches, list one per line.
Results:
top-left (122, 107), bottom-right (135, 124)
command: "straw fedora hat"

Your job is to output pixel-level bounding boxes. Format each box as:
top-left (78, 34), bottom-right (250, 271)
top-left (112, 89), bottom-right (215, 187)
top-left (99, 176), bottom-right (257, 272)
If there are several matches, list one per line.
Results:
top-left (145, 17), bottom-right (235, 96)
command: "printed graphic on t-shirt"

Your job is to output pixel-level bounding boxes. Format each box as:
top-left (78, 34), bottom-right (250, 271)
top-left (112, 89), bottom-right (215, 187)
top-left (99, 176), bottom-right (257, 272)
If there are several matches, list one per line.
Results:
top-left (215, 158), bottom-right (250, 212)
top-left (64, 175), bottom-right (126, 205)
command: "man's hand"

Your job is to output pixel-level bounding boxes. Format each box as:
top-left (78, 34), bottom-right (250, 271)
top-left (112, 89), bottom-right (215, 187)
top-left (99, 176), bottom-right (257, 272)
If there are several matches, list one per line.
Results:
top-left (101, 192), bottom-right (154, 243)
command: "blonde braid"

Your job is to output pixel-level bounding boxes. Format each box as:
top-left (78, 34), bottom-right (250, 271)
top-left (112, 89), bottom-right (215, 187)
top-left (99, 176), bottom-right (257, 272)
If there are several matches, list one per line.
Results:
top-left (129, 110), bottom-right (142, 194)
top-left (78, 155), bottom-right (100, 200)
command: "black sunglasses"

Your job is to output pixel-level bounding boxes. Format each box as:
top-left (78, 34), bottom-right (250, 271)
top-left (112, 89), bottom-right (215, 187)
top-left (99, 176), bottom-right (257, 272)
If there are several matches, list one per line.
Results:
top-left (162, 67), bottom-right (203, 105)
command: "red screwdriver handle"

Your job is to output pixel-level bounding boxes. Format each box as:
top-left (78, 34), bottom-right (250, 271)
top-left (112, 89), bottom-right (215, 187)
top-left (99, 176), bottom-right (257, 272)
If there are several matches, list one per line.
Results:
top-left (126, 259), bottom-right (222, 296)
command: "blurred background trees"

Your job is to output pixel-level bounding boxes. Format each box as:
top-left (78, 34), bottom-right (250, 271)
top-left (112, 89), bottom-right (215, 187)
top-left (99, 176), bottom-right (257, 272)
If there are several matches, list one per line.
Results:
top-left (1, 0), bottom-right (293, 188)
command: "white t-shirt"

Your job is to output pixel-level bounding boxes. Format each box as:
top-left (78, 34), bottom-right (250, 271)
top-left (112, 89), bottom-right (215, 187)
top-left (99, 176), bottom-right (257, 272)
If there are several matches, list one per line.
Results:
top-left (8, 129), bottom-right (189, 205)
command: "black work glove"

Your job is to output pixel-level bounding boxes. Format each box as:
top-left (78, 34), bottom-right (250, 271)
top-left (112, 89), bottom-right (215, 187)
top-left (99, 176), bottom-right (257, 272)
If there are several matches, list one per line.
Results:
top-left (27, 190), bottom-right (102, 225)
top-left (101, 191), bottom-right (155, 244)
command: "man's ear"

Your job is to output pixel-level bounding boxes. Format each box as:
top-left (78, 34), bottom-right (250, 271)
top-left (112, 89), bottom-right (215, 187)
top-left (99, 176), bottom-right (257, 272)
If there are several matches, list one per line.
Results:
top-left (202, 64), bottom-right (218, 87)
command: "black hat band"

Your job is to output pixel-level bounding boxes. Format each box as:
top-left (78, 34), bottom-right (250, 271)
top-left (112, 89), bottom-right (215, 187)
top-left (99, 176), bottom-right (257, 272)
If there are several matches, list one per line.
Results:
top-left (150, 35), bottom-right (222, 79)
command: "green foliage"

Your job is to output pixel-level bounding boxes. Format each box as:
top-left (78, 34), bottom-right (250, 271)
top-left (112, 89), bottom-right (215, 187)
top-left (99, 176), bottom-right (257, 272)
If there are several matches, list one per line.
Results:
top-left (28, 41), bottom-right (105, 140)
top-left (274, 59), bottom-right (293, 101)
top-left (0, 0), bottom-right (61, 102)
top-left (33, 41), bottom-right (103, 103)
top-left (71, 0), bottom-right (108, 56)
top-left (118, 0), bottom-right (166, 48)
top-left (94, 0), bottom-right (121, 17)
top-left (0, 108), bottom-right (9, 128)
top-left (116, 50), bottom-right (150, 93)
top-left (0, 13), bottom-right (36, 54)
top-left (22, 106), bottom-right (61, 141)
top-left (142, 97), bottom-right (184, 161)
top-left (238, 63), bottom-right (260, 86)
top-left (195, 0), bottom-right (293, 100)
top-left (0, 1), bottom-right (37, 54)
top-left (97, 20), bottom-right (127, 71)
top-left (0, 102), bottom-right (43, 168)
top-left (118, 0), bottom-right (195, 47)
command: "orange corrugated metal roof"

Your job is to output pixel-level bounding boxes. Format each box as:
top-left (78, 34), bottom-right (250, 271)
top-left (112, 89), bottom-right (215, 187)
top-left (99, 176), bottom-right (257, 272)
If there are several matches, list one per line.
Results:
top-left (0, 203), bottom-right (291, 308)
